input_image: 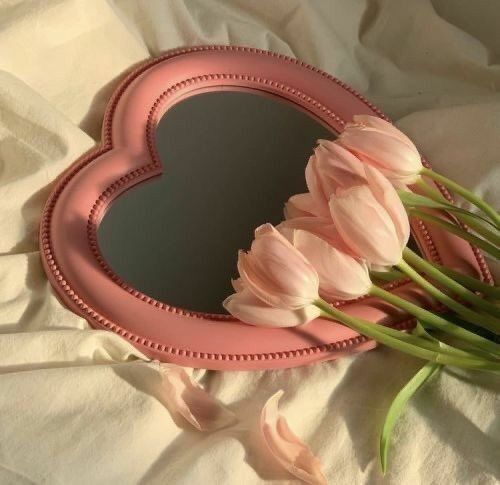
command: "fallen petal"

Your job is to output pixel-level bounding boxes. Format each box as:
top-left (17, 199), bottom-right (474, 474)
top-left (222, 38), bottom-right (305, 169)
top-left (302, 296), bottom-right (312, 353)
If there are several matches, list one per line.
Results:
top-left (159, 365), bottom-right (237, 431)
top-left (261, 390), bottom-right (327, 485)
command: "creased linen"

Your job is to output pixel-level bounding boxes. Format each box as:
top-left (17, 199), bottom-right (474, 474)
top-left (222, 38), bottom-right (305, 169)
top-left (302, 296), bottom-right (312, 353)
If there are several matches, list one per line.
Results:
top-left (0, 1), bottom-right (499, 483)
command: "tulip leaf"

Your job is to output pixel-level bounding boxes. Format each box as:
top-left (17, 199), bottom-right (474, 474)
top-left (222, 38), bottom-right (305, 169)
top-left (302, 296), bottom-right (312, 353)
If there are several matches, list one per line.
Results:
top-left (413, 321), bottom-right (497, 362)
top-left (412, 321), bottom-right (442, 344)
top-left (416, 319), bottom-right (500, 360)
top-left (397, 191), bottom-right (494, 227)
top-left (429, 265), bottom-right (500, 300)
top-left (412, 323), bottom-right (458, 354)
top-left (412, 323), bottom-right (457, 353)
top-left (380, 361), bottom-right (441, 474)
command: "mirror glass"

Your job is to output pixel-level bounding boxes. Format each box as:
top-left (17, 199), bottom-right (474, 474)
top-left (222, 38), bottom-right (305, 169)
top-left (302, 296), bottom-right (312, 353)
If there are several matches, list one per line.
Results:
top-left (98, 90), bottom-right (334, 313)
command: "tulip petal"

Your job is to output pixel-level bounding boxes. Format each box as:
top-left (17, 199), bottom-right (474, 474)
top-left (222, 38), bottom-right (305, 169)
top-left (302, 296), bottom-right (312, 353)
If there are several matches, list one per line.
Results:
top-left (317, 140), bottom-right (368, 190)
top-left (285, 193), bottom-right (321, 219)
top-left (330, 186), bottom-right (402, 266)
top-left (223, 288), bottom-right (321, 327)
top-left (293, 230), bottom-right (372, 301)
top-left (159, 365), bottom-right (237, 431)
top-left (352, 114), bottom-right (415, 148)
top-left (278, 216), bottom-right (356, 257)
top-left (261, 390), bottom-right (328, 485)
top-left (364, 165), bottom-right (411, 248)
top-left (342, 130), bottom-right (419, 175)
top-left (232, 278), bottom-right (245, 292)
top-left (305, 155), bottom-right (331, 217)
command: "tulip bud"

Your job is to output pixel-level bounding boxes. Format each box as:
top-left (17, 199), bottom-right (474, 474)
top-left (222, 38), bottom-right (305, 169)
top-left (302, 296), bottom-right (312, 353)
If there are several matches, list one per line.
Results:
top-left (236, 224), bottom-right (320, 310)
top-left (223, 286), bottom-right (321, 328)
top-left (305, 141), bottom-right (368, 216)
top-left (338, 115), bottom-right (422, 185)
top-left (329, 165), bottom-right (410, 267)
top-left (291, 230), bottom-right (372, 301)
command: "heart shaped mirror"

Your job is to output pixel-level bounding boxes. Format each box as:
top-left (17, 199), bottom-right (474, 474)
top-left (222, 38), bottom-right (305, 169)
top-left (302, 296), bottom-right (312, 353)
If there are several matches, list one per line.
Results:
top-left (40, 46), bottom-right (489, 369)
top-left (97, 91), bottom-right (333, 314)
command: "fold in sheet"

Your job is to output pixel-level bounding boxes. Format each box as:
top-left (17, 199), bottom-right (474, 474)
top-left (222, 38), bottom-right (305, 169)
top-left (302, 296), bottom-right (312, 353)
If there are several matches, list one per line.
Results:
top-left (0, 0), bottom-right (499, 483)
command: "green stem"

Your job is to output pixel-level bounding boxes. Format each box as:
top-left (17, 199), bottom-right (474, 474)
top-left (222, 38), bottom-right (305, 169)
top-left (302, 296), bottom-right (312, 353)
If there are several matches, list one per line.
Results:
top-left (415, 178), bottom-right (450, 202)
top-left (420, 167), bottom-right (500, 229)
top-left (403, 247), bottom-right (500, 318)
top-left (397, 257), bottom-right (500, 334)
top-left (458, 213), bottom-right (500, 246)
top-left (415, 179), bottom-right (498, 235)
top-left (409, 209), bottom-right (500, 259)
top-left (321, 306), bottom-right (472, 359)
top-left (430, 263), bottom-right (500, 299)
top-left (314, 299), bottom-right (499, 371)
top-left (369, 285), bottom-right (500, 357)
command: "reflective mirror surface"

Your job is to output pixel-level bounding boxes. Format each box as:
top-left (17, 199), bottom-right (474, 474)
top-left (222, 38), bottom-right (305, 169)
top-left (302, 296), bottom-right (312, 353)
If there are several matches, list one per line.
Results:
top-left (98, 91), bottom-right (334, 313)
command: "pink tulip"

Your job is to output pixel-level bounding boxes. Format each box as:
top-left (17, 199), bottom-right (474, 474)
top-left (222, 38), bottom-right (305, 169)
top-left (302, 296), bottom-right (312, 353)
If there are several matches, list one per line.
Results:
top-left (223, 283), bottom-right (321, 328)
top-left (305, 141), bottom-right (368, 216)
top-left (236, 224), bottom-right (319, 310)
top-left (291, 230), bottom-right (372, 301)
top-left (329, 165), bottom-right (410, 267)
top-left (338, 114), bottom-right (422, 185)
top-left (284, 193), bottom-right (321, 219)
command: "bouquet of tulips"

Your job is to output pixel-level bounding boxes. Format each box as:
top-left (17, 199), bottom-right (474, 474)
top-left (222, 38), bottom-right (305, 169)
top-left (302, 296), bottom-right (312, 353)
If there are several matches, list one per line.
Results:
top-left (222, 115), bottom-right (500, 474)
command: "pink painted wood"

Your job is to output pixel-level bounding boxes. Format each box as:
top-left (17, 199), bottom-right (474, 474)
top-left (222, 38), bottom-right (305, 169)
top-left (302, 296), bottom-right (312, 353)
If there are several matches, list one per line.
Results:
top-left (39, 46), bottom-right (492, 370)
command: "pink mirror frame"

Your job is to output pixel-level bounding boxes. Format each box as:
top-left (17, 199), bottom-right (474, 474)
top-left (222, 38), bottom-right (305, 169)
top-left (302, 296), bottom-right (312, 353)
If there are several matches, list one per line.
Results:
top-left (39, 46), bottom-right (492, 370)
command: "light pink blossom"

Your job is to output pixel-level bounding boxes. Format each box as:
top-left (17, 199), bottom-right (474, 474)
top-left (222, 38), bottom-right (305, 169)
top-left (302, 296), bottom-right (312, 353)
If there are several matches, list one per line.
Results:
top-left (338, 114), bottom-right (422, 185)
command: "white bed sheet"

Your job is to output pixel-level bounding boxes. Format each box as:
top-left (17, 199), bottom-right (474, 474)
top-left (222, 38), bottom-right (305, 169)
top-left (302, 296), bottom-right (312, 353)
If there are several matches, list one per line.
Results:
top-left (0, 1), bottom-right (499, 483)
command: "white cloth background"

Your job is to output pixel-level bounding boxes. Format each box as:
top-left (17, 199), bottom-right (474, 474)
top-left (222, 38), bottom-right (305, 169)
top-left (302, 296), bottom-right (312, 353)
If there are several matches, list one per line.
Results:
top-left (0, 0), bottom-right (499, 483)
